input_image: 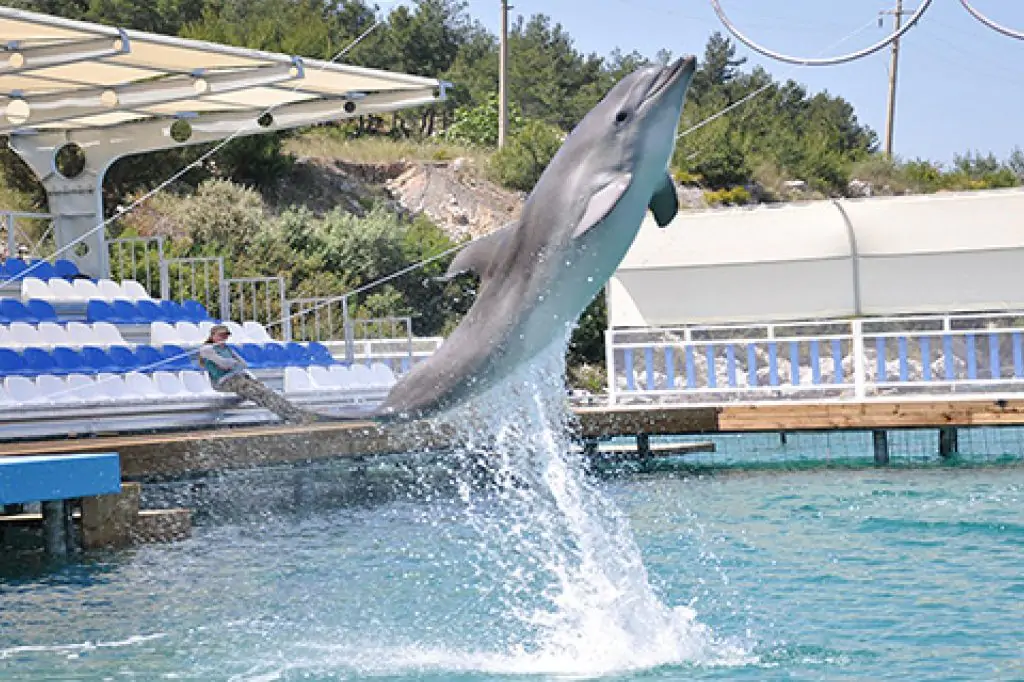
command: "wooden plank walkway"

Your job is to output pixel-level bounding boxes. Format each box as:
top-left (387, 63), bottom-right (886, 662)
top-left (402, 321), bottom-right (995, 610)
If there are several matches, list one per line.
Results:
top-left (2, 397), bottom-right (1022, 477)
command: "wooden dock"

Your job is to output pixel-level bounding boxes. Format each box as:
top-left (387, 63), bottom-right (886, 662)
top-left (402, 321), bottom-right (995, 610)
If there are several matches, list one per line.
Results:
top-left (1, 397), bottom-right (1022, 477)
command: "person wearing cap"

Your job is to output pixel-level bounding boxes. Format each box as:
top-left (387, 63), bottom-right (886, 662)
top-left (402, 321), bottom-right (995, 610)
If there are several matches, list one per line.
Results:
top-left (198, 324), bottom-right (317, 425)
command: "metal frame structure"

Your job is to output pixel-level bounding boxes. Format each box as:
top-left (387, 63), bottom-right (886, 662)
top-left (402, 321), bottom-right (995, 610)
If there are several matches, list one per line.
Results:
top-left (0, 7), bottom-right (447, 277)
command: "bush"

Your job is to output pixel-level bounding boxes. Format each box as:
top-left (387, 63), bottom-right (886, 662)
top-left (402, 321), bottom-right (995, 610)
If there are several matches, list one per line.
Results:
top-left (444, 94), bottom-right (525, 148)
top-left (704, 186), bottom-right (752, 206)
top-left (489, 120), bottom-right (564, 192)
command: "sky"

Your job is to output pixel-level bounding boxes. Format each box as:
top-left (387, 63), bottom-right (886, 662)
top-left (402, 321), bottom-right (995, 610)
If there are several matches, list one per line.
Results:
top-left (463, 0), bottom-right (1024, 165)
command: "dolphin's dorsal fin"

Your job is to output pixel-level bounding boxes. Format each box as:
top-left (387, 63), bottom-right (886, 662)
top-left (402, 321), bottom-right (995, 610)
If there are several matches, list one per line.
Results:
top-left (573, 174), bottom-right (632, 239)
top-left (648, 172), bottom-right (678, 227)
top-left (442, 221), bottom-right (515, 282)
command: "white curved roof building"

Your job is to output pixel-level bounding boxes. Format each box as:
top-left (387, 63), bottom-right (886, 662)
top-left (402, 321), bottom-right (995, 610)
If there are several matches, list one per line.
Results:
top-left (608, 188), bottom-right (1024, 327)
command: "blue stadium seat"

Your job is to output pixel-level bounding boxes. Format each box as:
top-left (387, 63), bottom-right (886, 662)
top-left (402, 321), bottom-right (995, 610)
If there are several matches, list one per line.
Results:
top-left (110, 300), bottom-right (147, 325)
top-left (53, 259), bottom-right (79, 279)
top-left (25, 299), bottom-right (57, 323)
top-left (0, 299), bottom-right (31, 324)
top-left (21, 348), bottom-right (56, 376)
top-left (51, 347), bottom-right (86, 375)
top-left (181, 299), bottom-right (210, 322)
top-left (284, 342), bottom-right (314, 366)
top-left (262, 343), bottom-right (289, 368)
top-left (307, 342), bottom-right (336, 366)
top-left (2, 258), bottom-right (26, 280)
top-left (107, 345), bottom-right (138, 372)
top-left (157, 300), bottom-right (185, 322)
top-left (236, 343), bottom-right (267, 368)
top-left (133, 345), bottom-right (164, 371)
top-left (0, 348), bottom-right (25, 376)
top-left (86, 300), bottom-right (116, 323)
top-left (135, 299), bottom-right (166, 323)
top-left (81, 346), bottom-right (117, 374)
top-left (160, 344), bottom-right (194, 371)
top-left (26, 260), bottom-right (57, 281)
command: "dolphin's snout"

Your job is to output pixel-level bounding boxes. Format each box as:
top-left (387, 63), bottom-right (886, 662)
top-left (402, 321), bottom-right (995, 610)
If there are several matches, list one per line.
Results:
top-left (647, 55), bottom-right (696, 101)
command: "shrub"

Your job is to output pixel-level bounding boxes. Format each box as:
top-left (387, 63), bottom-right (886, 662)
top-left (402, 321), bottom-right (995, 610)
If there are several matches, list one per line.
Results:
top-left (489, 120), bottom-right (564, 192)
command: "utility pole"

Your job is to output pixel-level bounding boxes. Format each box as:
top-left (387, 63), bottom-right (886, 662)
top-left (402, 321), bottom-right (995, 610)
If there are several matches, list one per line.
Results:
top-left (880, 0), bottom-right (912, 157)
top-left (498, 0), bottom-right (510, 148)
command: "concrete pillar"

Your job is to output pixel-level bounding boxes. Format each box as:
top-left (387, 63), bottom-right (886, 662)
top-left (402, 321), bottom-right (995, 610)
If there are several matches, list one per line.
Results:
top-left (81, 482), bottom-right (140, 550)
top-left (872, 429), bottom-right (889, 465)
top-left (41, 500), bottom-right (69, 557)
top-left (938, 427), bottom-right (958, 458)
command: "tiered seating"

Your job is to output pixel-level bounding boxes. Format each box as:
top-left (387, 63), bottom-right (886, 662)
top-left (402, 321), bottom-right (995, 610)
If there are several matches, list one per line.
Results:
top-left (0, 370), bottom-right (220, 406)
top-left (283, 362), bottom-right (397, 394)
top-left (0, 321), bottom-right (126, 347)
top-left (0, 258), bottom-right (79, 282)
top-left (21, 276), bottom-right (149, 302)
top-left (0, 270), bottom-right (399, 438)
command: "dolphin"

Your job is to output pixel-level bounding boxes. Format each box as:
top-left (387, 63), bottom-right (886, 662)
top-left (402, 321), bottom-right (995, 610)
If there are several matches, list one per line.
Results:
top-left (335, 56), bottom-right (696, 422)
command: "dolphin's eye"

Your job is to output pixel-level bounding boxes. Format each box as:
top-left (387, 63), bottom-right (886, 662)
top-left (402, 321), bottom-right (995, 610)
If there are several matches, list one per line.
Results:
top-left (615, 110), bottom-right (629, 124)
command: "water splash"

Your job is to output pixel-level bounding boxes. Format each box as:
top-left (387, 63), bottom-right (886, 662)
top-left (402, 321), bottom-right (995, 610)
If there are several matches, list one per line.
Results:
top-left (419, 342), bottom-right (753, 676)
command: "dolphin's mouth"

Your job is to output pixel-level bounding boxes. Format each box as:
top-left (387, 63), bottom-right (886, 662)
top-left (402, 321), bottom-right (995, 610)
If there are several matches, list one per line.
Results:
top-left (645, 56), bottom-right (696, 103)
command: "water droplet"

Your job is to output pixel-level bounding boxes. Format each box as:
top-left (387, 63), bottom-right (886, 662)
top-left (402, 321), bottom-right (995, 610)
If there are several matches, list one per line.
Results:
top-left (587, 276), bottom-right (594, 283)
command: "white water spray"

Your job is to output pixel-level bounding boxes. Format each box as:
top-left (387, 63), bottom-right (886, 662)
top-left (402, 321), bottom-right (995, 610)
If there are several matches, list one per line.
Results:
top-left (426, 342), bottom-right (752, 676)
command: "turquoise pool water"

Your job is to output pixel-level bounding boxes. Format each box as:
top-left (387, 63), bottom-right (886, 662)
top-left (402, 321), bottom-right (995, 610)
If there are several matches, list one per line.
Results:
top-left (2, 363), bottom-right (1023, 680)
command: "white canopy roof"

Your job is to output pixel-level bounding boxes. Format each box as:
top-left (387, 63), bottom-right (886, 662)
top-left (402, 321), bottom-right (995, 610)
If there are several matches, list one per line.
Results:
top-left (609, 188), bottom-right (1024, 327)
top-left (0, 7), bottom-right (444, 135)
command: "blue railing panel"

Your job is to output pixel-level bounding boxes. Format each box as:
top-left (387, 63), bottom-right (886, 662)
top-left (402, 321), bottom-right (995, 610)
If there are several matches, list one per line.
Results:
top-left (1015, 332), bottom-right (1024, 379)
top-left (747, 344), bottom-right (758, 387)
top-left (943, 335), bottom-right (955, 381)
top-left (726, 344), bottom-right (737, 388)
top-left (898, 336), bottom-right (909, 382)
top-left (966, 333), bottom-right (977, 380)
top-left (664, 347), bottom-right (676, 389)
top-left (644, 347), bottom-right (655, 390)
top-left (768, 342), bottom-right (779, 386)
top-left (921, 336), bottom-right (932, 382)
top-left (705, 344), bottom-right (717, 389)
top-left (810, 339), bottom-right (821, 385)
top-left (876, 336), bottom-right (886, 382)
top-left (790, 341), bottom-right (800, 386)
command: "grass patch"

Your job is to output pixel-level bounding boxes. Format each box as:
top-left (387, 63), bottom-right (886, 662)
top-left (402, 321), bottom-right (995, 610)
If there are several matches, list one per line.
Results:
top-left (285, 130), bottom-right (492, 168)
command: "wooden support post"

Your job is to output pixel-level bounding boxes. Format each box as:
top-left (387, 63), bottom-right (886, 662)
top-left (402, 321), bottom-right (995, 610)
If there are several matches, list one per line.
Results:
top-left (81, 483), bottom-right (140, 550)
top-left (779, 432), bottom-right (788, 446)
top-left (938, 427), bottom-right (958, 458)
top-left (582, 438), bottom-right (599, 458)
top-left (636, 433), bottom-right (652, 459)
top-left (872, 430), bottom-right (889, 465)
top-left (41, 500), bottom-right (69, 557)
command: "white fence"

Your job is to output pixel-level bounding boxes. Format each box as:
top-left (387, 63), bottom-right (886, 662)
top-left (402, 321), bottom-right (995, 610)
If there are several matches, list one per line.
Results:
top-left (607, 311), bottom-right (1024, 406)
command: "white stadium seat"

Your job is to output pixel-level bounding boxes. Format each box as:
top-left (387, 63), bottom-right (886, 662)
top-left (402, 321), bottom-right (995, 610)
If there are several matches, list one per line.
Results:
top-left (283, 366), bottom-right (316, 393)
top-left (242, 321), bottom-right (273, 343)
top-left (124, 371), bottom-right (161, 399)
top-left (180, 370), bottom-right (217, 396)
top-left (37, 321), bottom-right (69, 347)
top-left (5, 376), bottom-right (43, 404)
top-left (153, 371), bottom-right (189, 397)
top-left (92, 322), bottom-right (126, 346)
top-left (46, 278), bottom-right (81, 302)
top-left (120, 279), bottom-right (152, 301)
top-left (97, 279), bottom-right (126, 301)
top-left (150, 321), bottom-right (179, 345)
top-left (20, 277), bottom-right (50, 302)
top-left (72, 279), bottom-right (101, 300)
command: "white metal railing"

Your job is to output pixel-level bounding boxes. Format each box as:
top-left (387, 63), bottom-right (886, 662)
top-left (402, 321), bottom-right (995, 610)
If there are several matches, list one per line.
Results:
top-left (607, 311), bottom-right (1024, 405)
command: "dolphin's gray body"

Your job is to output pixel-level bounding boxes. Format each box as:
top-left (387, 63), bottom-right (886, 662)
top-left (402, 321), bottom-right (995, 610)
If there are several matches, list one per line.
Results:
top-left (345, 56), bottom-right (696, 422)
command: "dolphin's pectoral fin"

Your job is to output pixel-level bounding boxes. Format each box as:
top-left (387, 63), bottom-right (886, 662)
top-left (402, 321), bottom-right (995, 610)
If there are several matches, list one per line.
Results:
top-left (442, 221), bottom-right (516, 282)
top-left (573, 174), bottom-right (633, 239)
top-left (648, 173), bottom-right (678, 227)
